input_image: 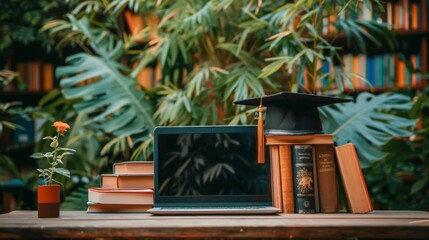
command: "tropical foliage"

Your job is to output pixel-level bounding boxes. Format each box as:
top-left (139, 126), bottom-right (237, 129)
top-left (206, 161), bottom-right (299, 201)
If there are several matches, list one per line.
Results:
top-left (42, 0), bottom-right (405, 161)
top-left (362, 88), bottom-right (429, 210)
top-left (321, 92), bottom-right (416, 168)
top-left (1, 0), bottom-right (425, 210)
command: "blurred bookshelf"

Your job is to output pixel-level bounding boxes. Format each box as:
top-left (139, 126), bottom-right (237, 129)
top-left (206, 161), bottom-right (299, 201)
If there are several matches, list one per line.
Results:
top-left (307, 0), bottom-right (429, 92)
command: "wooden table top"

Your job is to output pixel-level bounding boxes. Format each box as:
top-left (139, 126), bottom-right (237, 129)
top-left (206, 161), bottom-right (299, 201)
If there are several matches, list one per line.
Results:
top-left (0, 210), bottom-right (428, 239)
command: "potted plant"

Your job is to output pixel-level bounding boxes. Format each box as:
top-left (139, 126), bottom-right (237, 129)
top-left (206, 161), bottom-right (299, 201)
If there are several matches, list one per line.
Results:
top-left (31, 121), bottom-right (75, 218)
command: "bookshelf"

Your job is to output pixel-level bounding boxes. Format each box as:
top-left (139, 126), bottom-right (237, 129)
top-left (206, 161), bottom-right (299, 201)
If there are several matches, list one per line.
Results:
top-left (0, 43), bottom-right (57, 96)
top-left (312, 0), bottom-right (429, 92)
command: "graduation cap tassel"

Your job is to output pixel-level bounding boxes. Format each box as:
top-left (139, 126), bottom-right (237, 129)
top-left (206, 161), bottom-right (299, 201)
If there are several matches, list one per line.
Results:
top-left (257, 96), bottom-right (265, 164)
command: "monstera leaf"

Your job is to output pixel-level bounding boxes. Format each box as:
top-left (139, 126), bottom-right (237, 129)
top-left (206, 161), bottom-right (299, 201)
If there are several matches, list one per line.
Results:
top-left (54, 16), bottom-right (157, 142)
top-left (320, 92), bottom-right (416, 168)
top-left (57, 53), bottom-right (156, 139)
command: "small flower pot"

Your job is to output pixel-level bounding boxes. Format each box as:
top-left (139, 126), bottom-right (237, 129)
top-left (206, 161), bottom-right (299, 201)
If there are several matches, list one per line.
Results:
top-left (37, 185), bottom-right (60, 218)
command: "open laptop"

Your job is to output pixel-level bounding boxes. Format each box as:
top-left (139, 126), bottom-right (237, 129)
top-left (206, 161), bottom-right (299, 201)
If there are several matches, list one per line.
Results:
top-left (148, 125), bottom-right (279, 215)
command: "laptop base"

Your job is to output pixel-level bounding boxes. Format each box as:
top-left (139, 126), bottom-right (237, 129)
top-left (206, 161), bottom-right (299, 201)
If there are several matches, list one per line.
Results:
top-left (148, 206), bottom-right (280, 215)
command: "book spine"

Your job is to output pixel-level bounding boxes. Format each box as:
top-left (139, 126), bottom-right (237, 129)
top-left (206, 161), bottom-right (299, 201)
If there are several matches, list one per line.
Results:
top-left (279, 145), bottom-right (294, 213)
top-left (292, 145), bottom-right (316, 213)
top-left (269, 145), bottom-right (283, 212)
top-left (316, 144), bottom-right (339, 213)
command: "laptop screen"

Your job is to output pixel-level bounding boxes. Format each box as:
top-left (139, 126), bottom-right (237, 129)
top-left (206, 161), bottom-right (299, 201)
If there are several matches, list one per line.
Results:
top-left (153, 125), bottom-right (272, 207)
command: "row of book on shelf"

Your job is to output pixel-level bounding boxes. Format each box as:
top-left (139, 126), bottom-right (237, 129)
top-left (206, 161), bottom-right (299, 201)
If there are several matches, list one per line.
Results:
top-left (86, 161), bottom-right (154, 213)
top-left (3, 61), bottom-right (55, 92)
top-left (342, 53), bottom-right (424, 89)
top-left (302, 53), bottom-right (426, 90)
top-left (268, 134), bottom-right (373, 214)
top-left (322, 0), bottom-right (429, 35)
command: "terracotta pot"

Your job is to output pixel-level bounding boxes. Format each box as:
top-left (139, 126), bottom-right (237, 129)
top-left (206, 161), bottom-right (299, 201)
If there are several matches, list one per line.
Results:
top-left (38, 185), bottom-right (60, 218)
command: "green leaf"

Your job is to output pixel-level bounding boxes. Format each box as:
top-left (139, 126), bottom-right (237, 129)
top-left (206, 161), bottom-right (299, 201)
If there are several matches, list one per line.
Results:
top-left (54, 168), bottom-right (71, 178)
top-left (30, 153), bottom-right (45, 159)
top-left (57, 52), bottom-right (157, 139)
top-left (320, 92), bottom-right (416, 168)
top-left (258, 58), bottom-right (288, 78)
top-left (58, 148), bottom-right (76, 152)
top-left (411, 177), bottom-right (428, 194)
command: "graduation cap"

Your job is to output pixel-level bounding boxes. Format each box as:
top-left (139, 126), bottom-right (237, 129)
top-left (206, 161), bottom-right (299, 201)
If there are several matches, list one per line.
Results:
top-left (234, 92), bottom-right (352, 164)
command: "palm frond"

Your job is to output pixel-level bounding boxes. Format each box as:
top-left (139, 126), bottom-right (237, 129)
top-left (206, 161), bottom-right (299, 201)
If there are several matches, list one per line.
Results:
top-left (57, 52), bottom-right (156, 139)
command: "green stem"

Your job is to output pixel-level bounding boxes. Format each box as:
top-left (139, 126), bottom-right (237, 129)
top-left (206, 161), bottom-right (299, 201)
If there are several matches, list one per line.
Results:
top-left (48, 131), bottom-right (60, 185)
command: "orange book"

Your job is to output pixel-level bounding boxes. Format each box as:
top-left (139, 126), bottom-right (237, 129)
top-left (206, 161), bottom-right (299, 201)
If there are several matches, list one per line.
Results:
top-left (100, 174), bottom-right (154, 189)
top-left (352, 55), bottom-right (360, 88)
top-left (279, 145), bottom-right (294, 213)
top-left (88, 188), bottom-right (153, 205)
top-left (334, 143), bottom-right (373, 214)
top-left (328, 13), bottom-right (336, 34)
top-left (396, 59), bottom-right (405, 88)
top-left (113, 161), bottom-right (154, 174)
top-left (42, 63), bottom-right (54, 91)
top-left (269, 145), bottom-right (283, 212)
top-left (136, 66), bottom-right (154, 89)
top-left (86, 201), bottom-right (152, 213)
top-left (410, 55), bottom-right (417, 87)
top-left (124, 10), bottom-right (144, 42)
top-left (411, 3), bottom-right (419, 30)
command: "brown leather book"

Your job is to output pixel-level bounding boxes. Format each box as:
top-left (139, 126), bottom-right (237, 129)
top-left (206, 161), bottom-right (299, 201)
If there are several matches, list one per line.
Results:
top-left (279, 145), bottom-right (294, 213)
top-left (316, 144), bottom-right (339, 213)
top-left (335, 143), bottom-right (373, 213)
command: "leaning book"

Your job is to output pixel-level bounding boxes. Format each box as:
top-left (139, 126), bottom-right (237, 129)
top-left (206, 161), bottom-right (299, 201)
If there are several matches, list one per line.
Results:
top-left (335, 143), bottom-right (373, 214)
top-left (86, 201), bottom-right (152, 213)
top-left (88, 188), bottom-right (154, 205)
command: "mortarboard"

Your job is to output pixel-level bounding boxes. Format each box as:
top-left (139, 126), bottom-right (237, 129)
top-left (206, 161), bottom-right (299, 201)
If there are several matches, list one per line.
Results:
top-left (234, 92), bottom-right (352, 164)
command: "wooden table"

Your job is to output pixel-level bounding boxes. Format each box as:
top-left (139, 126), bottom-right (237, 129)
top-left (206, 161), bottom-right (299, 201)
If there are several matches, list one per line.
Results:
top-left (0, 210), bottom-right (428, 239)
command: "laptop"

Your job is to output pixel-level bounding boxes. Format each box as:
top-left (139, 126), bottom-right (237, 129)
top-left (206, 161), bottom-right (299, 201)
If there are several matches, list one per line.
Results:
top-left (148, 125), bottom-right (279, 215)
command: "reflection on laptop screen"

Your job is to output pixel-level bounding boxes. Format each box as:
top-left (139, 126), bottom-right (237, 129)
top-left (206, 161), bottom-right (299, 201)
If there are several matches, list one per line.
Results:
top-left (153, 126), bottom-right (272, 207)
top-left (158, 132), bottom-right (267, 196)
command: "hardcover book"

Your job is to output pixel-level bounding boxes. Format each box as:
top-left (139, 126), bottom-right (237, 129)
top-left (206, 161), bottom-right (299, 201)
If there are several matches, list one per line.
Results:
top-left (316, 144), bottom-right (339, 213)
top-left (86, 201), bottom-right (152, 213)
top-left (269, 145), bottom-right (283, 212)
top-left (279, 145), bottom-right (294, 213)
top-left (292, 145), bottom-right (317, 213)
top-left (113, 161), bottom-right (154, 174)
top-left (335, 143), bottom-right (373, 214)
top-left (88, 188), bottom-right (154, 205)
top-left (265, 134), bottom-right (334, 213)
top-left (100, 174), bottom-right (154, 189)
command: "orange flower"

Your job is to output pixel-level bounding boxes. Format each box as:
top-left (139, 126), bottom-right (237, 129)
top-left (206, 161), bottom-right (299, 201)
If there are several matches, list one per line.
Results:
top-left (53, 121), bottom-right (70, 133)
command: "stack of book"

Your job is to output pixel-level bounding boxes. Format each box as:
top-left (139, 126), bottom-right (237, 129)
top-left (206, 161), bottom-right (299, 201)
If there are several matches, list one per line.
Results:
top-left (87, 161), bottom-right (154, 213)
top-left (267, 134), bottom-right (373, 214)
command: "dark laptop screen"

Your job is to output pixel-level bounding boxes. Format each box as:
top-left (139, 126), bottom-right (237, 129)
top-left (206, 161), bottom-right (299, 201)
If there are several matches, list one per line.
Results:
top-left (153, 126), bottom-right (271, 206)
